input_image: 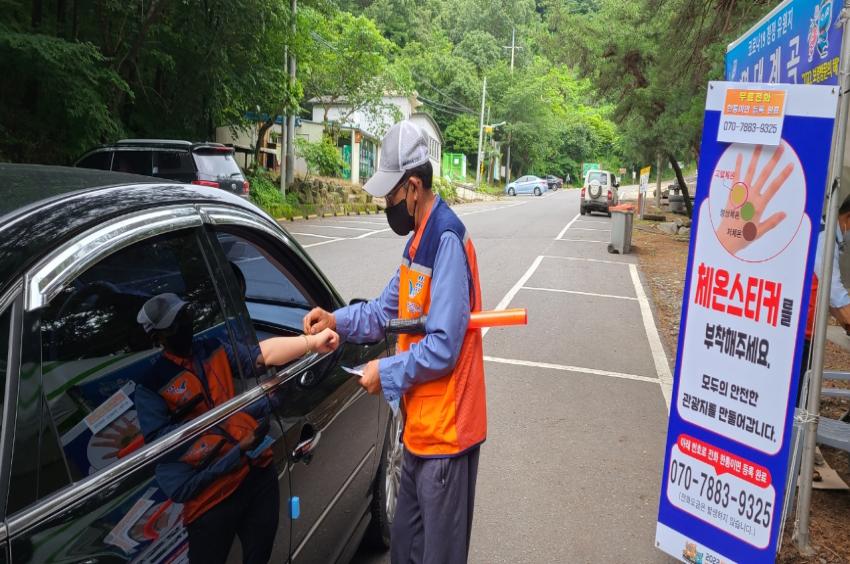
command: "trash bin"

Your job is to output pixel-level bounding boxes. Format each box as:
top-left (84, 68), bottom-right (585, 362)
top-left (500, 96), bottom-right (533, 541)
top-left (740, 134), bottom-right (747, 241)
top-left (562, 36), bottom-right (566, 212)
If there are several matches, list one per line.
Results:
top-left (608, 204), bottom-right (634, 254)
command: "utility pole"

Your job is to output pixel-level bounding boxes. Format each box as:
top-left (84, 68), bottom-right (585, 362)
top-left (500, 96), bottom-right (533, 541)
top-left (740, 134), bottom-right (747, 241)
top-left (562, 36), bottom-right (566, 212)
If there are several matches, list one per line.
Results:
top-left (285, 0), bottom-right (296, 190)
top-left (655, 152), bottom-right (663, 208)
top-left (475, 77), bottom-right (487, 186)
top-left (503, 28), bottom-right (521, 187)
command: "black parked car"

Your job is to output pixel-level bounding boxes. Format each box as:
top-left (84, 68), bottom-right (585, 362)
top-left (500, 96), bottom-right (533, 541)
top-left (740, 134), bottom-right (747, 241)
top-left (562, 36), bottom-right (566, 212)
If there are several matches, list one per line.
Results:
top-left (0, 164), bottom-right (401, 563)
top-left (545, 175), bottom-right (563, 190)
top-left (75, 139), bottom-right (251, 197)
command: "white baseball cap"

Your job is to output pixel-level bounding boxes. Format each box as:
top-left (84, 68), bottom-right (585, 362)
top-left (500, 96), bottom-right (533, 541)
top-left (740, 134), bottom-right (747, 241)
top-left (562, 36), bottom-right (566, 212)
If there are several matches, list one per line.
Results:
top-left (137, 293), bottom-right (188, 333)
top-left (363, 120), bottom-right (430, 197)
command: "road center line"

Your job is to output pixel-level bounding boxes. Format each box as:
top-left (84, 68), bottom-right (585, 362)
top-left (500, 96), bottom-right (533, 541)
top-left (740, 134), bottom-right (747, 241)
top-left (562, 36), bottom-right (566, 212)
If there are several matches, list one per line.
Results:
top-left (628, 263), bottom-right (673, 412)
top-left (521, 286), bottom-right (637, 301)
top-left (483, 255), bottom-right (544, 338)
top-left (483, 355), bottom-right (660, 385)
top-left (555, 214), bottom-right (580, 240)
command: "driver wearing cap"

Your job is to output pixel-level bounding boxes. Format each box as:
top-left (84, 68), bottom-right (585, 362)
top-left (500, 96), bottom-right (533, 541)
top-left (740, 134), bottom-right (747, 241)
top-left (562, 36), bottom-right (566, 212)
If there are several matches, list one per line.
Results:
top-left (303, 120), bottom-right (486, 564)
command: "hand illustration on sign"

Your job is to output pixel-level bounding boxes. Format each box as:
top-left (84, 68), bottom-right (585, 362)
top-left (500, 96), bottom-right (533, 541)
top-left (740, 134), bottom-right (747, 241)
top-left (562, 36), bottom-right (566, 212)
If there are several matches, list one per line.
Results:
top-left (91, 414), bottom-right (141, 461)
top-left (714, 143), bottom-right (794, 257)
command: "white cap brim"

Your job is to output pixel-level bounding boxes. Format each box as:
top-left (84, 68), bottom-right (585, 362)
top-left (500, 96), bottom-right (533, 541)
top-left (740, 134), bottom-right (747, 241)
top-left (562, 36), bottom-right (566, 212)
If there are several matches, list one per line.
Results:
top-left (363, 169), bottom-right (405, 197)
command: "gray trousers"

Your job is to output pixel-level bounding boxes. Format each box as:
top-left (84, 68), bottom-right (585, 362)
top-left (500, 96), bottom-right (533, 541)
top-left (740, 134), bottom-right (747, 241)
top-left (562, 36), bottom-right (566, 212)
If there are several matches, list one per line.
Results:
top-left (390, 446), bottom-right (480, 564)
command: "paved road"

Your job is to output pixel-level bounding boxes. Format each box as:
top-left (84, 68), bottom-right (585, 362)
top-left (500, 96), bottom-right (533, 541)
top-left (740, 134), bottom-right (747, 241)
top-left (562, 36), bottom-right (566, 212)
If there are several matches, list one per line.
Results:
top-left (283, 190), bottom-right (676, 563)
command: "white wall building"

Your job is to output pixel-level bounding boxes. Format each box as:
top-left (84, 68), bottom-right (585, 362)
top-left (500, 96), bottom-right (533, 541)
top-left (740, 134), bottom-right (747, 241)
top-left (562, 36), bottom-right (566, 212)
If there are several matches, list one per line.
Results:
top-left (409, 112), bottom-right (443, 179)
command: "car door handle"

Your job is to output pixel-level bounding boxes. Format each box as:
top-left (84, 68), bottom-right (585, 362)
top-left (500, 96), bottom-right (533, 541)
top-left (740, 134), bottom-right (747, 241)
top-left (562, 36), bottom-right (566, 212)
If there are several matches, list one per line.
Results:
top-left (292, 429), bottom-right (321, 464)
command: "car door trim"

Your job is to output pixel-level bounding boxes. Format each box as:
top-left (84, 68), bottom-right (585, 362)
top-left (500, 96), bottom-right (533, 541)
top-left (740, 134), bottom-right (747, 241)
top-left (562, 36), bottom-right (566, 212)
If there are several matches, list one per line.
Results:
top-left (5, 351), bottom-right (328, 538)
top-left (25, 206), bottom-right (202, 311)
top-left (291, 445), bottom-right (375, 562)
top-left (0, 286), bottom-right (22, 530)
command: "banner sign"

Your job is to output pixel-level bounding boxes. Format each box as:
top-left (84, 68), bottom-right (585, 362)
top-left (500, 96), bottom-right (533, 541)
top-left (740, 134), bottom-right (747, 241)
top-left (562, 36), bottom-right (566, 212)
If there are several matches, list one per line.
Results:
top-left (582, 162), bottom-right (600, 177)
top-left (725, 0), bottom-right (843, 86)
top-left (655, 81), bottom-right (837, 563)
top-left (640, 166), bottom-right (651, 194)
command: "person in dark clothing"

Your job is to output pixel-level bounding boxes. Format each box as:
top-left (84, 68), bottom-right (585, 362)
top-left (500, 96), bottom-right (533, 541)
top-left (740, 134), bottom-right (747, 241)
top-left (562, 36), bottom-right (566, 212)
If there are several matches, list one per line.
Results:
top-left (135, 293), bottom-right (338, 563)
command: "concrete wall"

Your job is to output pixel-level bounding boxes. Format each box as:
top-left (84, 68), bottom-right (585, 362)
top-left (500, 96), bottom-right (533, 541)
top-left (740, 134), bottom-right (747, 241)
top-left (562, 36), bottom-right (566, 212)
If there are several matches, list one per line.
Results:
top-left (311, 96), bottom-right (417, 138)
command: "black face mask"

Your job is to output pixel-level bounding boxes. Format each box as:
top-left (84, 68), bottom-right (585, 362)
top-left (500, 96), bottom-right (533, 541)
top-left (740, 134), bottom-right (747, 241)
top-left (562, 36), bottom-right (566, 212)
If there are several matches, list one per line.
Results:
top-left (163, 309), bottom-right (195, 357)
top-left (386, 185), bottom-right (416, 236)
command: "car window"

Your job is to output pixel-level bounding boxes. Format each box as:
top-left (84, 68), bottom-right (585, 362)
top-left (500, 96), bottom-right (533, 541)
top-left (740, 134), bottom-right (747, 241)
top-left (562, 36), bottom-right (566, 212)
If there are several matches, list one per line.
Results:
top-left (587, 171), bottom-right (607, 185)
top-left (113, 150), bottom-right (153, 176)
top-left (8, 229), bottom-right (256, 513)
top-left (193, 151), bottom-right (243, 181)
top-left (217, 232), bottom-right (316, 335)
top-left (153, 150), bottom-right (196, 183)
top-left (76, 151), bottom-right (112, 171)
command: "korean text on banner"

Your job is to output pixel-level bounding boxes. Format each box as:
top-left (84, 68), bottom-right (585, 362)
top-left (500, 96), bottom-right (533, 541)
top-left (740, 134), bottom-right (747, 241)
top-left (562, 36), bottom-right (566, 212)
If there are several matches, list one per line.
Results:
top-left (655, 81), bottom-right (837, 564)
top-left (718, 88), bottom-right (787, 146)
top-left (725, 0), bottom-right (843, 86)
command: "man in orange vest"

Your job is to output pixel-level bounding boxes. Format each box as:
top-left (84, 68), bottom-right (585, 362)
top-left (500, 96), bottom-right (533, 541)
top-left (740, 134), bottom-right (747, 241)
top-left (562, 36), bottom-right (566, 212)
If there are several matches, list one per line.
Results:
top-left (304, 120), bottom-right (486, 563)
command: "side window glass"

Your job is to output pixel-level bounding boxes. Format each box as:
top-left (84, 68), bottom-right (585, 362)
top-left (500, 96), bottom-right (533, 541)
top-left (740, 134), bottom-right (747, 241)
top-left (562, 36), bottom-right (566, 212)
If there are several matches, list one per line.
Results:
top-left (113, 151), bottom-right (152, 176)
top-left (77, 151), bottom-right (112, 171)
top-left (9, 229), bottom-right (261, 512)
top-left (217, 232), bottom-right (317, 337)
top-left (153, 151), bottom-right (195, 183)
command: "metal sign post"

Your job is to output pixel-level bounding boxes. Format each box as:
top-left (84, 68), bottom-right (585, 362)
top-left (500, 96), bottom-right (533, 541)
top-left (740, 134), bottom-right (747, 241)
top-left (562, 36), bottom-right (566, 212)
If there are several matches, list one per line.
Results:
top-left (794, 2), bottom-right (850, 553)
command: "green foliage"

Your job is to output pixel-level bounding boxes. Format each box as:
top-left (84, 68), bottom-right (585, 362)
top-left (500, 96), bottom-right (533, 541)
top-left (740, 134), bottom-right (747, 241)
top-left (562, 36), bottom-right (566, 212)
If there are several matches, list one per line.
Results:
top-left (248, 169), bottom-right (295, 218)
top-left (444, 116), bottom-right (480, 156)
top-left (433, 176), bottom-right (458, 203)
top-left (295, 137), bottom-right (346, 178)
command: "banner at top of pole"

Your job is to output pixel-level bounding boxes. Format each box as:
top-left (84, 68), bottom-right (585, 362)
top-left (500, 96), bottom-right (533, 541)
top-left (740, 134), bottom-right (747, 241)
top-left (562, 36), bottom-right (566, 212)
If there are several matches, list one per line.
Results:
top-left (725, 0), bottom-right (843, 86)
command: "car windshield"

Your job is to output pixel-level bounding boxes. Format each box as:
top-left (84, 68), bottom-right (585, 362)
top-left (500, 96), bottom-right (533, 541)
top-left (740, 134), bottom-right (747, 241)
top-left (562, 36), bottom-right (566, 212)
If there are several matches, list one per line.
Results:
top-left (193, 151), bottom-right (243, 179)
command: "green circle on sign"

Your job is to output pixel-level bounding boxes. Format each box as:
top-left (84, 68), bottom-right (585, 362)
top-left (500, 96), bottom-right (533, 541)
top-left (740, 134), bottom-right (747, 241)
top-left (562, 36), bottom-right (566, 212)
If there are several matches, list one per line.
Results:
top-left (741, 202), bottom-right (755, 221)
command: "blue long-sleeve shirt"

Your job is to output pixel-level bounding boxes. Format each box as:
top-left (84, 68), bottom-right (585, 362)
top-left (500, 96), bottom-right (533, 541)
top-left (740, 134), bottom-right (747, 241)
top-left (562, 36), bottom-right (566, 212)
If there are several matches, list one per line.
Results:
top-left (335, 231), bottom-right (471, 408)
top-left (815, 229), bottom-right (850, 309)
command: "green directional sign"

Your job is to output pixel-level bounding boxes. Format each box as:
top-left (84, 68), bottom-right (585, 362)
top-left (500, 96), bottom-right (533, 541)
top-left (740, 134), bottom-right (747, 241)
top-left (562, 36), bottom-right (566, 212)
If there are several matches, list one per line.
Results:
top-left (582, 162), bottom-right (600, 177)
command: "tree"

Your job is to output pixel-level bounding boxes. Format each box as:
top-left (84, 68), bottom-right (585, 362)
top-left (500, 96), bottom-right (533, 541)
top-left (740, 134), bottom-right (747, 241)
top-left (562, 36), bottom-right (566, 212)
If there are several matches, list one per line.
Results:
top-left (300, 8), bottom-right (409, 137)
top-left (444, 116), bottom-right (479, 156)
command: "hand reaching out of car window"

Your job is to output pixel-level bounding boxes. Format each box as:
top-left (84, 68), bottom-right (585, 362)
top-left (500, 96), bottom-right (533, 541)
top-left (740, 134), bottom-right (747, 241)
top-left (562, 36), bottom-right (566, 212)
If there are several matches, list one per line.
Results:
top-left (303, 307), bottom-right (336, 335)
top-left (715, 143), bottom-right (792, 256)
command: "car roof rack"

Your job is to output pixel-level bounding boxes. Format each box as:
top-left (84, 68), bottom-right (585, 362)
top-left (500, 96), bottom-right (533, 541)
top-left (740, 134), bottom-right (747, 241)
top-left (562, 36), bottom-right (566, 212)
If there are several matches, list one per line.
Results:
top-left (117, 139), bottom-right (193, 147)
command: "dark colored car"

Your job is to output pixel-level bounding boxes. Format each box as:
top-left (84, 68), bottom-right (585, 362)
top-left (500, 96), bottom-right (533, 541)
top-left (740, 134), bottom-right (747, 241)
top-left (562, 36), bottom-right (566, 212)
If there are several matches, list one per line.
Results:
top-left (545, 175), bottom-right (563, 190)
top-left (75, 139), bottom-right (251, 197)
top-left (0, 164), bottom-right (401, 563)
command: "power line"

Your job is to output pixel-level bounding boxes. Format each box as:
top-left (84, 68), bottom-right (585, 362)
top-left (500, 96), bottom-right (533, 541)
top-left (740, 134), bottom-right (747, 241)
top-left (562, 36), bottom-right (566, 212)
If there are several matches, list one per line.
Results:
top-left (417, 94), bottom-right (471, 116)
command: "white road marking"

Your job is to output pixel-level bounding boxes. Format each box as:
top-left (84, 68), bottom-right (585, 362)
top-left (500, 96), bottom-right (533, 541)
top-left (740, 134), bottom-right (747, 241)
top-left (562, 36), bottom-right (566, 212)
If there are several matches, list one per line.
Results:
top-left (303, 238), bottom-right (344, 248)
top-left (570, 227), bottom-right (611, 232)
top-left (307, 225), bottom-right (374, 232)
top-left (353, 228), bottom-right (391, 239)
top-left (332, 220), bottom-right (387, 226)
top-left (555, 214), bottom-right (580, 240)
top-left (483, 255), bottom-right (544, 338)
top-left (521, 286), bottom-right (637, 301)
top-left (543, 255), bottom-right (633, 266)
top-left (458, 201), bottom-right (528, 217)
top-left (290, 232), bottom-right (339, 239)
top-left (484, 356), bottom-right (660, 385)
top-left (628, 263), bottom-right (673, 412)
top-left (555, 238), bottom-right (608, 244)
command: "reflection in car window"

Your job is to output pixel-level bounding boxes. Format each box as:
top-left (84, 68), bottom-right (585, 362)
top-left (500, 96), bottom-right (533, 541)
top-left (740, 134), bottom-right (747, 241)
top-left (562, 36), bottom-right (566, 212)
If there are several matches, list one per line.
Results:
top-left (10, 230), bottom-right (255, 513)
top-left (218, 232), bottom-right (315, 333)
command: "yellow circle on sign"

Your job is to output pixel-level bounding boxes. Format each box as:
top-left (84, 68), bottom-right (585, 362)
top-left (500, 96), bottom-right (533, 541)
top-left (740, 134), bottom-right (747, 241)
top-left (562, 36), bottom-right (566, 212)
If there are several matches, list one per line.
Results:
top-left (730, 183), bottom-right (747, 206)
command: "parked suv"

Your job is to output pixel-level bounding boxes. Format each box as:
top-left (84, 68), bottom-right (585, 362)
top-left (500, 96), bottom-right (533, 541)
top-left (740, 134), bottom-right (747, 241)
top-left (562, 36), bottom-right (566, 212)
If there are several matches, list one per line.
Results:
top-left (76, 139), bottom-right (250, 197)
top-left (580, 169), bottom-right (620, 217)
top-left (0, 164), bottom-right (399, 564)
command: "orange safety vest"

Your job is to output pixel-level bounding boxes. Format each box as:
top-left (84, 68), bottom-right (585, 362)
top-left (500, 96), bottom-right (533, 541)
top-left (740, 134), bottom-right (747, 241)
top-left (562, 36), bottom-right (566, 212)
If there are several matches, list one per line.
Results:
top-left (397, 197), bottom-right (486, 457)
top-left (161, 345), bottom-right (272, 524)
